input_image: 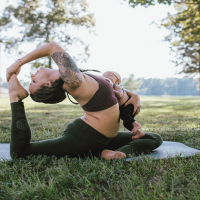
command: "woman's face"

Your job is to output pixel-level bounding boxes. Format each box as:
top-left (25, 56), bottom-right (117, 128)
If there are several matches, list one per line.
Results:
top-left (29, 67), bottom-right (50, 94)
top-left (103, 72), bottom-right (118, 84)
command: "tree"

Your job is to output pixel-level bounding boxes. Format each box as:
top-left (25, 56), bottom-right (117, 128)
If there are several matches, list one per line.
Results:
top-left (126, 0), bottom-right (200, 8)
top-left (0, 0), bottom-right (95, 69)
top-left (160, 3), bottom-right (200, 74)
top-left (125, 0), bottom-right (200, 95)
top-left (126, 0), bottom-right (200, 77)
top-left (160, 3), bottom-right (200, 95)
top-left (122, 74), bottom-right (142, 91)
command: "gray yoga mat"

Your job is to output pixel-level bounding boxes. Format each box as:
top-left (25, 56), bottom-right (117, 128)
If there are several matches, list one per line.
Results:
top-left (0, 141), bottom-right (200, 161)
top-left (126, 141), bottom-right (200, 161)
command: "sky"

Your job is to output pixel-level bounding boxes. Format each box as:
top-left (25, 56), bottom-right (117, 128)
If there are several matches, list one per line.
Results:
top-left (0, 0), bottom-right (184, 83)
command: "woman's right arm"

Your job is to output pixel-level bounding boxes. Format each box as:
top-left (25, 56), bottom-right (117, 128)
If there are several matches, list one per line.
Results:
top-left (124, 90), bottom-right (141, 116)
top-left (6, 42), bottom-right (83, 89)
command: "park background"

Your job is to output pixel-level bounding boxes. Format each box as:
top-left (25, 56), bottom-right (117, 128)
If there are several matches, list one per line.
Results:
top-left (0, 0), bottom-right (200, 199)
top-left (0, 0), bottom-right (200, 96)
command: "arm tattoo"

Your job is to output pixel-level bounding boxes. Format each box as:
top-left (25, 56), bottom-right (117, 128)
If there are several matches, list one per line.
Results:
top-left (52, 52), bottom-right (82, 89)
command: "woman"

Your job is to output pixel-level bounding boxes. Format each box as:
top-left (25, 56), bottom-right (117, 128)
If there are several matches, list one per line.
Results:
top-left (7, 41), bottom-right (162, 160)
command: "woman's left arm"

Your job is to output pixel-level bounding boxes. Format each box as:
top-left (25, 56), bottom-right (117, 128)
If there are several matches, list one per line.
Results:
top-left (6, 42), bottom-right (83, 90)
top-left (7, 42), bottom-right (55, 81)
top-left (124, 90), bottom-right (141, 115)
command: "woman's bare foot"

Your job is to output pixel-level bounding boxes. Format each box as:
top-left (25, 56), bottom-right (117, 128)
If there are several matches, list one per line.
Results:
top-left (9, 74), bottom-right (29, 103)
top-left (132, 130), bottom-right (145, 140)
top-left (101, 149), bottom-right (126, 160)
top-left (131, 121), bottom-right (141, 133)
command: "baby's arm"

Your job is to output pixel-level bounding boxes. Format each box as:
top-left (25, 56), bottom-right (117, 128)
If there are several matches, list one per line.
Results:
top-left (113, 84), bottom-right (124, 99)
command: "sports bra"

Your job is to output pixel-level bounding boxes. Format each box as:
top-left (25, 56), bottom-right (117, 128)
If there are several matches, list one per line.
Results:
top-left (67, 73), bottom-right (118, 112)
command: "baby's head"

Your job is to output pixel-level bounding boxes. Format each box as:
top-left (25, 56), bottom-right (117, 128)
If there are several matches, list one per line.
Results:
top-left (102, 71), bottom-right (121, 85)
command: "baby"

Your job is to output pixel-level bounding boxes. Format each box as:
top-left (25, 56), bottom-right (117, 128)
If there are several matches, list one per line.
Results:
top-left (102, 71), bottom-right (145, 140)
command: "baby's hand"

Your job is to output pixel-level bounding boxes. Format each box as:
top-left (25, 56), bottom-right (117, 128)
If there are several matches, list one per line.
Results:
top-left (131, 121), bottom-right (141, 134)
top-left (124, 92), bottom-right (141, 115)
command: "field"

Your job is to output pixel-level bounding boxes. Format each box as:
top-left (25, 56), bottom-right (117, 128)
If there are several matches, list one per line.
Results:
top-left (0, 96), bottom-right (200, 199)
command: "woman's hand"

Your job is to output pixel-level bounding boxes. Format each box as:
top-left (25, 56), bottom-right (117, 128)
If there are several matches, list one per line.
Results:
top-left (124, 91), bottom-right (141, 115)
top-left (6, 60), bottom-right (22, 82)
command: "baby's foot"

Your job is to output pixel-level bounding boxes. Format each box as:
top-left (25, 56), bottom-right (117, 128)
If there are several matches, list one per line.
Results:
top-left (132, 130), bottom-right (145, 140)
top-left (9, 74), bottom-right (29, 103)
top-left (101, 149), bottom-right (126, 160)
top-left (131, 121), bottom-right (141, 133)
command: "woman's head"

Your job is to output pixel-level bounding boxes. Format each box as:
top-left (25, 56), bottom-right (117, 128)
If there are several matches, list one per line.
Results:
top-left (30, 78), bottom-right (66, 103)
top-left (29, 67), bottom-right (66, 104)
top-left (29, 67), bottom-right (101, 104)
top-left (102, 71), bottom-right (121, 85)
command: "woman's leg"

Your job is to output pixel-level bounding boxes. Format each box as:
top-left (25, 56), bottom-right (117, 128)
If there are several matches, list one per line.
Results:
top-left (9, 75), bottom-right (111, 159)
top-left (102, 131), bottom-right (163, 160)
top-left (9, 75), bottom-right (71, 158)
top-left (9, 75), bottom-right (30, 158)
top-left (11, 101), bottom-right (106, 158)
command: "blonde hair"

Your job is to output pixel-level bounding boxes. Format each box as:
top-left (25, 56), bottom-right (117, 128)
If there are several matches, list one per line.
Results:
top-left (103, 71), bottom-right (121, 84)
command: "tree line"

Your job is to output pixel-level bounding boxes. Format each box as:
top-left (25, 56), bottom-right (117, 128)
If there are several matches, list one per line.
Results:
top-left (135, 77), bottom-right (199, 96)
top-left (1, 75), bottom-right (199, 96)
top-left (121, 74), bottom-right (199, 96)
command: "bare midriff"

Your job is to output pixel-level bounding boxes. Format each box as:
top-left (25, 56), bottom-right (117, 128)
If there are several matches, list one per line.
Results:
top-left (81, 103), bottom-right (120, 138)
top-left (66, 73), bottom-right (120, 138)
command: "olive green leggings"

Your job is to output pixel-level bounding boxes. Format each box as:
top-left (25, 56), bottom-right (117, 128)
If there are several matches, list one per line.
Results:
top-left (10, 102), bottom-right (163, 159)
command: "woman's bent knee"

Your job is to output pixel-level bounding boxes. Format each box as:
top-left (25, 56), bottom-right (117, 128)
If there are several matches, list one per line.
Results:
top-left (154, 133), bottom-right (163, 148)
top-left (150, 132), bottom-right (163, 149)
top-left (144, 132), bottom-right (163, 149)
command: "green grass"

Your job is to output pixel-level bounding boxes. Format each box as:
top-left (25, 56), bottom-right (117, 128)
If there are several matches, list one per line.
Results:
top-left (0, 96), bottom-right (200, 199)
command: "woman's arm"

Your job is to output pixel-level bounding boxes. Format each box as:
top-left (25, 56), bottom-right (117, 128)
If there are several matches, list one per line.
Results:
top-left (6, 42), bottom-right (83, 89)
top-left (50, 43), bottom-right (83, 89)
top-left (124, 90), bottom-right (141, 115)
top-left (7, 42), bottom-right (54, 81)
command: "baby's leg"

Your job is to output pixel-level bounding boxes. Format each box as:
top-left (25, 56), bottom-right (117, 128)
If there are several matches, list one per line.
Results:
top-left (131, 121), bottom-right (141, 133)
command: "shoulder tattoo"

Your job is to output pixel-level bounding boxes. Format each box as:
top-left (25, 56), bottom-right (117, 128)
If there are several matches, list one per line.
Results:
top-left (52, 52), bottom-right (82, 89)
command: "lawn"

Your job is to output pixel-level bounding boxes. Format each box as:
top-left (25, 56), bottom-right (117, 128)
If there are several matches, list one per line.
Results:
top-left (0, 96), bottom-right (200, 199)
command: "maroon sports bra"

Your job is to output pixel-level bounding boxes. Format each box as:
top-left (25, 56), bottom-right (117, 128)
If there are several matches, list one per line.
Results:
top-left (80, 73), bottom-right (118, 112)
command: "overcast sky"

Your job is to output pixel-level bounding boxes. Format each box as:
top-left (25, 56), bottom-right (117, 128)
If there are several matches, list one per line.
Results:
top-left (0, 0), bottom-right (184, 83)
